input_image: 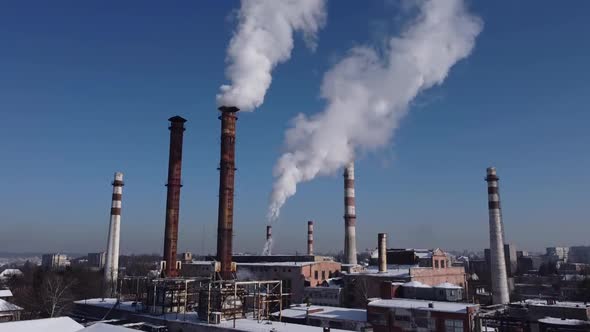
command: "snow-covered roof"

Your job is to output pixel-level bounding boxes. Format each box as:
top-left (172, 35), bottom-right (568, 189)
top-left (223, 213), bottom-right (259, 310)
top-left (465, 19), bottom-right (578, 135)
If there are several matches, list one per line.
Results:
top-left (238, 262), bottom-right (315, 267)
top-left (0, 317), bottom-right (82, 332)
top-left (0, 299), bottom-right (23, 312)
top-left (368, 299), bottom-right (478, 313)
top-left (403, 281), bottom-right (431, 288)
top-left (517, 299), bottom-right (590, 309)
top-left (434, 282), bottom-right (462, 289)
top-left (0, 289), bottom-right (13, 298)
top-left (80, 323), bottom-right (138, 331)
top-left (274, 304), bottom-right (366, 322)
top-left (538, 317), bottom-right (590, 326)
top-left (0, 269), bottom-right (23, 277)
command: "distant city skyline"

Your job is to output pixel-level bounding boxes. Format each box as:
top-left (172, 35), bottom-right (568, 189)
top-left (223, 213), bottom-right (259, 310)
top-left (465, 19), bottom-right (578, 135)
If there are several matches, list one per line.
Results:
top-left (1, 1), bottom-right (589, 254)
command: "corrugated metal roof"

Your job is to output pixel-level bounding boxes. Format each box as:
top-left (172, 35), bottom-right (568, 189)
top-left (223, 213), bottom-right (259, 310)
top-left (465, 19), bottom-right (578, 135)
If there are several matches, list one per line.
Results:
top-left (0, 299), bottom-right (22, 312)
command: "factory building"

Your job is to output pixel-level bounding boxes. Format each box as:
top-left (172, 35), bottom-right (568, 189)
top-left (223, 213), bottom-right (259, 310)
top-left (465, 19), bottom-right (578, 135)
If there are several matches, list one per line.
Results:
top-left (367, 298), bottom-right (479, 332)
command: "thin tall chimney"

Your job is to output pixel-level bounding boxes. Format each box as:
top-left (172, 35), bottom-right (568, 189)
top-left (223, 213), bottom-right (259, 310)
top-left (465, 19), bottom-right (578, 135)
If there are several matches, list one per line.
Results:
top-left (307, 221), bottom-right (314, 256)
top-left (266, 225), bottom-right (272, 242)
top-left (104, 172), bottom-right (124, 296)
top-left (485, 167), bottom-right (510, 304)
top-left (344, 162), bottom-right (358, 265)
top-left (378, 233), bottom-right (387, 273)
top-left (162, 116), bottom-right (186, 278)
top-left (216, 106), bottom-right (239, 280)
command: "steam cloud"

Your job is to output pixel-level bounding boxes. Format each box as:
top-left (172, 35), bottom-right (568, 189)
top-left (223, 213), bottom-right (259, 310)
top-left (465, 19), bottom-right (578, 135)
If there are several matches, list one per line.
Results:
top-left (269, 0), bottom-right (483, 219)
top-left (217, 0), bottom-right (327, 111)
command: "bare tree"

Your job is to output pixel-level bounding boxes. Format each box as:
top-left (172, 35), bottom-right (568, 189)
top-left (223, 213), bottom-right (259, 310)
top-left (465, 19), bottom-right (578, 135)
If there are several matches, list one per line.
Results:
top-left (41, 274), bottom-right (75, 317)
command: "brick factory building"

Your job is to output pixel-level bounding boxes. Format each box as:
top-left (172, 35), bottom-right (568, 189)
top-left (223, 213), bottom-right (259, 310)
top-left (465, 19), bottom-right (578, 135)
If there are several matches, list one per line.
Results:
top-left (367, 298), bottom-right (479, 332)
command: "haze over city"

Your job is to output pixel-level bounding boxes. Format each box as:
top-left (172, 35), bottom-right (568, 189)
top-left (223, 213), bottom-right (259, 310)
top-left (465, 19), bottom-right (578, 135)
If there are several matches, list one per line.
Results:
top-left (1, 0), bottom-right (589, 256)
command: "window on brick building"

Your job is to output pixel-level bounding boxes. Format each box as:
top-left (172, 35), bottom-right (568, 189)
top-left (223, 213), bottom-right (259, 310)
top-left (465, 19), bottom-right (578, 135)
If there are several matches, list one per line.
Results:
top-left (435, 260), bottom-right (439, 268)
top-left (321, 271), bottom-right (325, 280)
top-left (314, 270), bottom-right (318, 279)
top-left (441, 260), bottom-right (445, 268)
top-left (445, 319), bottom-right (463, 332)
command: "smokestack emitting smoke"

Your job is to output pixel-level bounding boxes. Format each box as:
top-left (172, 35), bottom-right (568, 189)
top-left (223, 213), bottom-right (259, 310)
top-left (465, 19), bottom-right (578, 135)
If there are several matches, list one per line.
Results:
top-left (217, 106), bottom-right (239, 280)
top-left (378, 233), bottom-right (387, 273)
top-left (268, 0), bottom-right (483, 220)
top-left (162, 116), bottom-right (186, 278)
top-left (104, 172), bottom-right (123, 296)
top-left (307, 220), bottom-right (314, 256)
top-left (485, 167), bottom-right (510, 304)
top-left (263, 225), bottom-right (272, 256)
top-left (217, 0), bottom-right (327, 111)
top-left (344, 162), bottom-right (357, 265)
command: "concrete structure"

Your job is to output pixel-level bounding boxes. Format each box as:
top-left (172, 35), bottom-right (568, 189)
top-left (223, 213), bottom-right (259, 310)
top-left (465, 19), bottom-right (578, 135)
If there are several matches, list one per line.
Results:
top-left (216, 106), bottom-right (239, 280)
top-left (183, 256), bottom-right (341, 304)
top-left (378, 233), bottom-right (387, 273)
top-left (104, 172), bottom-right (124, 296)
top-left (343, 162), bottom-right (357, 265)
top-left (162, 116), bottom-right (186, 278)
top-left (485, 167), bottom-right (510, 304)
top-left (307, 221), bottom-right (314, 256)
top-left (275, 304), bottom-right (368, 331)
top-left (88, 252), bottom-right (106, 269)
top-left (41, 253), bottom-right (69, 269)
top-left (367, 298), bottom-right (479, 332)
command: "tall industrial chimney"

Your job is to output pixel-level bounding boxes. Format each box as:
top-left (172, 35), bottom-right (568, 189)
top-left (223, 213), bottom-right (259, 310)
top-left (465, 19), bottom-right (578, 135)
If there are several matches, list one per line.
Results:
top-left (378, 233), bottom-right (387, 273)
top-left (485, 167), bottom-right (510, 304)
top-left (162, 116), bottom-right (186, 278)
top-left (216, 106), bottom-right (239, 280)
top-left (344, 163), bottom-right (358, 265)
top-left (104, 172), bottom-right (124, 296)
top-left (266, 225), bottom-right (272, 242)
top-left (307, 221), bottom-right (314, 256)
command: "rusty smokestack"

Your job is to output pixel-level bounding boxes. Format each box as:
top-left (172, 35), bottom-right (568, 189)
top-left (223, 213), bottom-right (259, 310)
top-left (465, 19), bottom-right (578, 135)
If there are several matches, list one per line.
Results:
top-left (344, 162), bottom-right (358, 265)
top-left (307, 220), bottom-right (314, 256)
top-left (378, 233), bottom-right (387, 273)
top-left (162, 116), bottom-right (186, 278)
top-left (486, 167), bottom-right (510, 304)
top-left (216, 106), bottom-right (239, 280)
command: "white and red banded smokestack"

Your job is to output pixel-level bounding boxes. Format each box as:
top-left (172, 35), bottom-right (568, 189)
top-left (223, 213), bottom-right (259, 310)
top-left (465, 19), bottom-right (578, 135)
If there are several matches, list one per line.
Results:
top-left (104, 172), bottom-right (123, 296)
top-left (307, 221), bottom-right (314, 256)
top-left (344, 162), bottom-right (357, 265)
top-left (486, 167), bottom-right (510, 304)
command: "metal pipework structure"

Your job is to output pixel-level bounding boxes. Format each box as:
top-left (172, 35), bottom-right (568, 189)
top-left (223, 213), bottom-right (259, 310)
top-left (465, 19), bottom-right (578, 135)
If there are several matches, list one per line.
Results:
top-left (307, 221), bottom-right (314, 256)
top-left (344, 162), bottom-right (358, 265)
top-left (378, 233), bottom-right (387, 273)
top-left (485, 167), bottom-right (510, 304)
top-left (162, 116), bottom-right (187, 278)
top-left (216, 106), bottom-right (239, 280)
top-left (104, 172), bottom-right (124, 296)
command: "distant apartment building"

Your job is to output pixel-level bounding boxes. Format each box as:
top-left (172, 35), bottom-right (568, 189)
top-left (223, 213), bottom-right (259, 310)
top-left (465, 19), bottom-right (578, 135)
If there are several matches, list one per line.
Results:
top-left (87, 252), bottom-right (106, 269)
top-left (41, 253), bottom-right (69, 269)
top-left (569, 246), bottom-right (590, 264)
top-left (546, 247), bottom-right (570, 263)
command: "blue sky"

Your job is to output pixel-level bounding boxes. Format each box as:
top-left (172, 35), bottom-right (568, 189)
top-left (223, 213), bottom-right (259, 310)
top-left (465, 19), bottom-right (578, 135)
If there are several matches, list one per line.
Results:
top-left (0, 1), bottom-right (588, 255)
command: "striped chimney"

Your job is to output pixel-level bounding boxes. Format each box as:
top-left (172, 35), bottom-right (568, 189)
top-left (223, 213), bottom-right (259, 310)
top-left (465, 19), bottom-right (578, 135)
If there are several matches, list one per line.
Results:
top-left (344, 162), bottom-right (358, 265)
top-left (485, 167), bottom-right (510, 304)
top-left (307, 221), bottom-right (314, 256)
top-left (378, 233), bottom-right (387, 273)
top-left (104, 172), bottom-right (124, 297)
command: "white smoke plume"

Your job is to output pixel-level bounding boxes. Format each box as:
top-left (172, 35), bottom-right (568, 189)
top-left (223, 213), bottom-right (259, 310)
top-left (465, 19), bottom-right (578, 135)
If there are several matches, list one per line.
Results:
top-left (268, 0), bottom-right (483, 220)
top-left (262, 238), bottom-right (273, 256)
top-left (217, 0), bottom-right (327, 111)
